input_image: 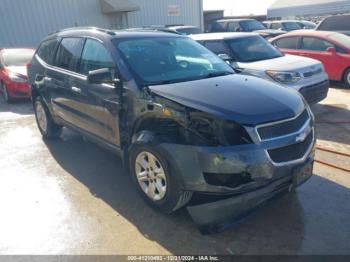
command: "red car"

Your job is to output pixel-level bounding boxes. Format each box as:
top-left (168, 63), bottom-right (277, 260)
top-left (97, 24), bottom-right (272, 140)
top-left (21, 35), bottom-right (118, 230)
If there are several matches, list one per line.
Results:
top-left (270, 30), bottom-right (350, 88)
top-left (0, 48), bottom-right (35, 102)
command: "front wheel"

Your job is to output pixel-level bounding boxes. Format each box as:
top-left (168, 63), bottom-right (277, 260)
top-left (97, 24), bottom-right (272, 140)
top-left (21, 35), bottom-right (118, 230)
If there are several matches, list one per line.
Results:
top-left (343, 68), bottom-right (350, 88)
top-left (1, 82), bottom-right (12, 103)
top-left (129, 144), bottom-right (192, 213)
top-left (34, 96), bottom-right (62, 139)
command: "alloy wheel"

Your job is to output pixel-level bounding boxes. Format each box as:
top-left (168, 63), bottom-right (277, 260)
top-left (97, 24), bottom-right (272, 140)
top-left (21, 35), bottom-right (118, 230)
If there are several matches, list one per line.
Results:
top-left (35, 102), bottom-right (48, 132)
top-left (135, 151), bottom-right (167, 201)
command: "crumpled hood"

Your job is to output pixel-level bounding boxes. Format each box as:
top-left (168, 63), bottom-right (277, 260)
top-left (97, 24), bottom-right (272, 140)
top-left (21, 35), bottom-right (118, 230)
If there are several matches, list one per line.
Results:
top-left (149, 74), bottom-right (305, 126)
top-left (238, 54), bottom-right (322, 72)
top-left (6, 66), bottom-right (28, 77)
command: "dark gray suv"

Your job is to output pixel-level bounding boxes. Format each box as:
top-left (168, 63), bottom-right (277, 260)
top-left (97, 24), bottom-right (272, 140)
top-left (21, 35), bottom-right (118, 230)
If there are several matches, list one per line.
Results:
top-left (28, 27), bottom-right (315, 232)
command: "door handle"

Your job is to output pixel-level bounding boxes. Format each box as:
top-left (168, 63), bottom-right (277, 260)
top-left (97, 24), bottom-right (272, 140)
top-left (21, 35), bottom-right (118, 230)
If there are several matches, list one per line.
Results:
top-left (71, 86), bottom-right (82, 93)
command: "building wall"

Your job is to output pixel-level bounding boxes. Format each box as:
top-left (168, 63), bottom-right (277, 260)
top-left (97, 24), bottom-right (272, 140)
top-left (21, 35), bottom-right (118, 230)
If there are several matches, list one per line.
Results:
top-left (267, 0), bottom-right (350, 19)
top-left (0, 0), bottom-right (203, 48)
top-left (127, 0), bottom-right (203, 28)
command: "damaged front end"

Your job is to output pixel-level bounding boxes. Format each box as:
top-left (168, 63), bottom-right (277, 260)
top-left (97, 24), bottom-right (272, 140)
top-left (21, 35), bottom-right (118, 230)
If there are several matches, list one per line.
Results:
top-left (133, 89), bottom-right (315, 234)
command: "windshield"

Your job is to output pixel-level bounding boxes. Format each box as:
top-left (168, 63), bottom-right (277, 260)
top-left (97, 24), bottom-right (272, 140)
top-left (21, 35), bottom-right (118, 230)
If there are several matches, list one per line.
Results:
top-left (113, 37), bottom-right (234, 85)
top-left (329, 32), bottom-right (350, 49)
top-left (2, 49), bottom-right (34, 67)
top-left (239, 20), bottom-right (266, 31)
top-left (227, 35), bottom-right (282, 62)
top-left (283, 22), bottom-right (301, 31)
top-left (174, 27), bottom-right (202, 35)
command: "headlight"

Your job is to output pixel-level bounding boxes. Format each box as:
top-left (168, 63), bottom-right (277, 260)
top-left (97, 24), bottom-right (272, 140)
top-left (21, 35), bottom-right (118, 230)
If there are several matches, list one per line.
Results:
top-left (8, 73), bottom-right (28, 83)
top-left (187, 113), bottom-right (252, 146)
top-left (266, 70), bottom-right (302, 84)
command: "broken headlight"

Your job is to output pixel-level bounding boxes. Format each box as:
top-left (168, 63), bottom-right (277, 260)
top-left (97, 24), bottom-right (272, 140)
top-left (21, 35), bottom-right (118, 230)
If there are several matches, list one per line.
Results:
top-left (187, 114), bottom-right (252, 146)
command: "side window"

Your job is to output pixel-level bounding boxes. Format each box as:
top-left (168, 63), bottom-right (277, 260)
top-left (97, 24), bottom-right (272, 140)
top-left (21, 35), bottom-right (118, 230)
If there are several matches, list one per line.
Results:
top-left (54, 38), bottom-right (84, 72)
top-left (37, 38), bottom-right (58, 64)
top-left (274, 37), bottom-right (299, 49)
top-left (227, 22), bottom-right (239, 32)
top-left (336, 46), bottom-right (347, 54)
top-left (79, 39), bottom-right (115, 75)
top-left (210, 22), bottom-right (225, 32)
top-left (301, 37), bottom-right (334, 52)
top-left (270, 23), bottom-right (281, 30)
top-left (203, 41), bottom-right (230, 55)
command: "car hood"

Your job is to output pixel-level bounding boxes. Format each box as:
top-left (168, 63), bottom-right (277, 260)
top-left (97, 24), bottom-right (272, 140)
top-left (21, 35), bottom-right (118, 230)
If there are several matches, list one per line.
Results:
top-left (6, 66), bottom-right (28, 77)
top-left (237, 54), bottom-right (321, 72)
top-left (149, 74), bottom-right (305, 126)
top-left (254, 29), bottom-right (286, 36)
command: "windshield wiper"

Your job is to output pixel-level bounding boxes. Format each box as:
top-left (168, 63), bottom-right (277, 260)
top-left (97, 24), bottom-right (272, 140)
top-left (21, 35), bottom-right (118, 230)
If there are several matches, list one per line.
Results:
top-left (202, 71), bottom-right (234, 79)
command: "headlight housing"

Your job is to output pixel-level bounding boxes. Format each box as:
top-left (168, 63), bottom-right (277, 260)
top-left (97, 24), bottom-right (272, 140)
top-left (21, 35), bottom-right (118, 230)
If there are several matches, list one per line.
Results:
top-left (266, 70), bottom-right (302, 84)
top-left (8, 72), bottom-right (28, 83)
top-left (187, 113), bottom-right (252, 146)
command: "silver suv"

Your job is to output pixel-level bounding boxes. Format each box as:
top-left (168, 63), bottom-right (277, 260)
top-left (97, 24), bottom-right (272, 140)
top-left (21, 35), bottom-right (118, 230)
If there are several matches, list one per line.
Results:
top-left (191, 32), bottom-right (329, 104)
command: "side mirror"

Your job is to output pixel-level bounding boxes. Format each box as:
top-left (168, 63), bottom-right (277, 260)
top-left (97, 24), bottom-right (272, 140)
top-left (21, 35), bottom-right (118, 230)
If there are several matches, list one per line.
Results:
top-left (326, 47), bottom-right (336, 54)
top-left (87, 68), bottom-right (115, 84)
top-left (217, 53), bottom-right (233, 62)
top-left (235, 28), bottom-right (242, 32)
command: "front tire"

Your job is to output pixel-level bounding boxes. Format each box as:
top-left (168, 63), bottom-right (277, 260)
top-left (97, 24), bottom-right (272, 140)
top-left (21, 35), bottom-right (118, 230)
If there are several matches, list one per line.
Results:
top-left (343, 68), bottom-right (350, 88)
top-left (1, 82), bottom-right (12, 103)
top-left (34, 96), bottom-right (62, 139)
top-left (129, 144), bottom-right (192, 213)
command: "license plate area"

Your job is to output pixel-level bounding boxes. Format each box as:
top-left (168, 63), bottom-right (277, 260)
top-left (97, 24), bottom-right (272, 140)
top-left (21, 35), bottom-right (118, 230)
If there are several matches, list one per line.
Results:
top-left (293, 160), bottom-right (314, 187)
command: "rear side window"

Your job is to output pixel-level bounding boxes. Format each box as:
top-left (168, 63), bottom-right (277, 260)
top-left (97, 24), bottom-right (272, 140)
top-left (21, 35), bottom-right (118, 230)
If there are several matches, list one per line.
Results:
top-left (54, 38), bottom-right (84, 72)
top-left (227, 22), bottom-right (240, 32)
top-left (79, 39), bottom-right (115, 75)
top-left (270, 23), bottom-right (282, 30)
top-left (37, 38), bottom-right (58, 64)
top-left (210, 22), bottom-right (225, 32)
top-left (301, 37), bottom-right (334, 51)
top-left (203, 41), bottom-right (230, 55)
top-left (274, 37), bottom-right (299, 49)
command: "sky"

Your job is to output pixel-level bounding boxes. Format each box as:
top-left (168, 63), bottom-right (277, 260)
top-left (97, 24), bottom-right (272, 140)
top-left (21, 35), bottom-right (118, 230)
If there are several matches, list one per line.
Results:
top-left (203, 0), bottom-right (276, 16)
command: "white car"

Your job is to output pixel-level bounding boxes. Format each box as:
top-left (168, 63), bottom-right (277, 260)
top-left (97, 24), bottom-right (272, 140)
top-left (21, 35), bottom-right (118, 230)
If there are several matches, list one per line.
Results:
top-left (191, 32), bottom-right (329, 104)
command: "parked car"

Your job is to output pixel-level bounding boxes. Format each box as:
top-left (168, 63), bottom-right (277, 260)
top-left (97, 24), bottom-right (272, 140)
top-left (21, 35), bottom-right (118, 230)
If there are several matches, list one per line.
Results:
top-left (296, 20), bottom-right (317, 30)
top-left (209, 19), bottom-right (286, 39)
top-left (166, 25), bottom-right (202, 35)
top-left (0, 48), bottom-right (35, 102)
top-left (263, 20), bottom-right (302, 32)
top-left (191, 33), bottom-right (329, 104)
top-left (316, 14), bottom-right (350, 36)
top-left (270, 30), bottom-right (350, 87)
top-left (28, 27), bottom-right (315, 231)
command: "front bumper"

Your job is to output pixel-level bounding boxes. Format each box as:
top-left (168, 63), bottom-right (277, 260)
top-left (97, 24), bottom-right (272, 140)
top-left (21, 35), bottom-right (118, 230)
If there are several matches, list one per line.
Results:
top-left (158, 126), bottom-right (315, 232)
top-left (6, 82), bottom-right (31, 98)
top-left (299, 80), bottom-right (329, 104)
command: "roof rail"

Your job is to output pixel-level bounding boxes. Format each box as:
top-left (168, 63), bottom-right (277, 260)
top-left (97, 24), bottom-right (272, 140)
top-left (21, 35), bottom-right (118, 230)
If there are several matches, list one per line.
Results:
top-left (54, 26), bottom-right (116, 36)
top-left (123, 27), bottom-right (182, 35)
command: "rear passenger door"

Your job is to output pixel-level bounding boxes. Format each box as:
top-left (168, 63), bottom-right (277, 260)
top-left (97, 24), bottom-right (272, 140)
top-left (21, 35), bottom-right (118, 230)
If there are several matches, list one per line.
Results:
top-left (72, 38), bottom-right (121, 146)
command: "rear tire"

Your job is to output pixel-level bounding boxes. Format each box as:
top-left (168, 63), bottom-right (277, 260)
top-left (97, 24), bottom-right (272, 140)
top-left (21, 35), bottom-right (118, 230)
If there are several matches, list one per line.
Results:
top-left (343, 68), bottom-right (350, 88)
top-left (1, 82), bottom-right (12, 103)
top-left (129, 143), bottom-right (192, 214)
top-left (34, 96), bottom-right (62, 139)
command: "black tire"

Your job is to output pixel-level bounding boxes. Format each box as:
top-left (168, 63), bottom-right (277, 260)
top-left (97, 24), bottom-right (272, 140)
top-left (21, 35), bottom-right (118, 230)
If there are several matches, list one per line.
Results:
top-left (34, 96), bottom-right (62, 139)
top-left (129, 143), bottom-right (192, 214)
top-left (343, 68), bottom-right (350, 88)
top-left (1, 81), bottom-right (12, 103)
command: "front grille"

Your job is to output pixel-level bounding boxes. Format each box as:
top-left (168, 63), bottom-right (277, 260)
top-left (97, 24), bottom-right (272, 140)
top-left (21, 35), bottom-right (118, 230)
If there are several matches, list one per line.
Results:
top-left (303, 68), bottom-right (323, 78)
top-left (257, 109), bottom-right (309, 140)
top-left (268, 131), bottom-right (313, 163)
